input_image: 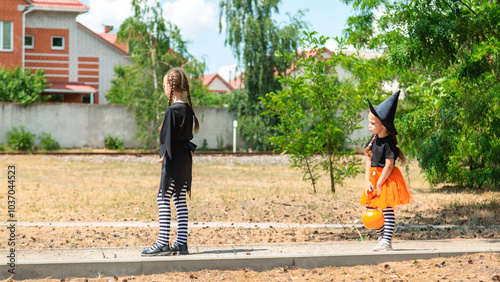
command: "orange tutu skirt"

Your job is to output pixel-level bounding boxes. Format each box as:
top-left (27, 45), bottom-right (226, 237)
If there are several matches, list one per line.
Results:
top-left (360, 166), bottom-right (411, 210)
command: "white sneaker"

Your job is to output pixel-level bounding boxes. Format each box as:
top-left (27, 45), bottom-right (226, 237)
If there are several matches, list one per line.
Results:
top-left (373, 241), bottom-right (392, 251)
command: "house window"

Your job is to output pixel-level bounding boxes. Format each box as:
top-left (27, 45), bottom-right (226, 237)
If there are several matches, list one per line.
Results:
top-left (0, 21), bottom-right (13, 51)
top-left (82, 94), bottom-right (91, 104)
top-left (51, 94), bottom-right (64, 102)
top-left (25, 35), bottom-right (34, 49)
top-left (51, 36), bottom-right (65, 50)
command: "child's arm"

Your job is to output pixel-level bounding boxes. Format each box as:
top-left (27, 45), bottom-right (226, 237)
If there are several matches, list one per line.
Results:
top-left (376, 158), bottom-right (394, 195)
top-left (364, 155), bottom-right (373, 196)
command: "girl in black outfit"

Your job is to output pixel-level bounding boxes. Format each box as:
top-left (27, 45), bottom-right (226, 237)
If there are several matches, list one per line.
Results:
top-left (142, 68), bottom-right (199, 256)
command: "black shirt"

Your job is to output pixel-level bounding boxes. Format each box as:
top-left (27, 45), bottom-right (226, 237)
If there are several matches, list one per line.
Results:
top-left (365, 134), bottom-right (399, 167)
top-left (159, 102), bottom-right (194, 160)
top-left (159, 102), bottom-right (194, 197)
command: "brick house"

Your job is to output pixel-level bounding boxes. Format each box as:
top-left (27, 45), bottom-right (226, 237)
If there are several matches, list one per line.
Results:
top-left (0, 0), bottom-right (131, 104)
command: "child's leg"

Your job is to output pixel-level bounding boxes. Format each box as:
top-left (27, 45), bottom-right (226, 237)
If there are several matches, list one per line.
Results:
top-left (171, 182), bottom-right (189, 246)
top-left (381, 207), bottom-right (395, 243)
top-left (154, 181), bottom-right (175, 247)
top-left (376, 225), bottom-right (384, 240)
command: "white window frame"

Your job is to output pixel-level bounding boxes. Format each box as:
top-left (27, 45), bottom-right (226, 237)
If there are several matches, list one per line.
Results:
top-left (0, 21), bottom-right (14, 52)
top-left (24, 35), bottom-right (34, 49)
top-left (51, 36), bottom-right (65, 50)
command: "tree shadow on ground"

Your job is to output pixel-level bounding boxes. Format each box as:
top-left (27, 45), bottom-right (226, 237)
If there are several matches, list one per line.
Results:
top-left (401, 202), bottom-right (499, 226)
top-left (420, 185), bottom-right (499, 195)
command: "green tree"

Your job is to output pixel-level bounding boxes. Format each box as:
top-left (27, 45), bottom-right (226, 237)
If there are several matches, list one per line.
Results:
top-left (106, 0), bottom-right (206, 147)
top-left (219, 0), bottom-right (307, 150)
top-left (263, 32), bottom-right (367, 193)
top-left (0, 67), bottom-right (48, 105)
top-left (342, 0), bottom-right (500, 189)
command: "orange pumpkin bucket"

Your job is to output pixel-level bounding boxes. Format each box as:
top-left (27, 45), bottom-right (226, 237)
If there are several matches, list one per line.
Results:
top-left (362, 209), bottom-right (384, 229)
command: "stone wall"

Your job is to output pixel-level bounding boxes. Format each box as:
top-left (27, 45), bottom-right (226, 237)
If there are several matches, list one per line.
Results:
top-left (0, 103), bottom-right (370, 150)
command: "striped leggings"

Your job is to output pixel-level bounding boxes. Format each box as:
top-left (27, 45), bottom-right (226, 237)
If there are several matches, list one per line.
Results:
top-left (155, 180), bottom-right (188, 247)
top-left (376, 207), bottom-right (395, 243)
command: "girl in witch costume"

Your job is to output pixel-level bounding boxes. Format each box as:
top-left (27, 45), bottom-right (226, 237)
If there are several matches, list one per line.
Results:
top-left (361, 90), bottom-right (411, 251)
top-left (142, 68), bottom-right (199, 256)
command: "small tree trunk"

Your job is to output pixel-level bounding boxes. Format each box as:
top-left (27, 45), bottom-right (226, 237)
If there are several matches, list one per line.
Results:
top-left (330, 157), bottom-right (335, 193)
top-left (327, 143), bottom-right (335, 193)
top-left (305, 158), bottom-right (317, 193)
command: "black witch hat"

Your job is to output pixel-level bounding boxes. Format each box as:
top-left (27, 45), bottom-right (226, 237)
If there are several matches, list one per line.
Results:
top-left (367, 90), bottom-right (400, 135)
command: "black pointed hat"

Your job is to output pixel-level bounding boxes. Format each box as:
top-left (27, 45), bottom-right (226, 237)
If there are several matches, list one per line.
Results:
top-left (367, 90), bottom-right (400, 135)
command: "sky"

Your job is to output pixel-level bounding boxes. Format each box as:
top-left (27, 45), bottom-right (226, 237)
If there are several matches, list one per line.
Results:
top-left (76, 0), bottom-right (354, 82)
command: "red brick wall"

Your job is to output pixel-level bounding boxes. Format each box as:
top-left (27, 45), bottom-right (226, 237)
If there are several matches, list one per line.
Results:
top-left (25, 28), bottom-right (69, 55)
top-left (0, 0), bottom-right (27, 69)
top-left (64, 94), bottom-right (84, 103)
top-left (42, 93), bottom-right (85, 103)
top-left (24, 28), bottom-right (70, 81)
top-left (25, 54), bottom-right (70, 81)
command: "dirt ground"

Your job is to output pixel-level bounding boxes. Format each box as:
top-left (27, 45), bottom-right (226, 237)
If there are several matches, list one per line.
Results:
top-left (1, 154), bottom-right (499, 281)
top-left (8, 253), bottom-right (500, 281)
top-left (9, 225), bottom-right (499, 249)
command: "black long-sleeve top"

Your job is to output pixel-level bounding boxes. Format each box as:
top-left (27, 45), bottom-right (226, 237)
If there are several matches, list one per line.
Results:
top-left (159, 102), bottom-right (194, 197)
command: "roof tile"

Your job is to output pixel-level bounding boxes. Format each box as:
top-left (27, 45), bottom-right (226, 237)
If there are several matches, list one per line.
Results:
top-left (31, 0), bottom-right (89, 10)
top-left (47, 81), bottom-right (96, 92)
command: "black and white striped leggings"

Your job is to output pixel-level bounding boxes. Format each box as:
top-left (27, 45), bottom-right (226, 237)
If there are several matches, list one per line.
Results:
top-left (376, 207), bottom-right (395, 243)
top-left (155, 180), bottom-right (188, 247)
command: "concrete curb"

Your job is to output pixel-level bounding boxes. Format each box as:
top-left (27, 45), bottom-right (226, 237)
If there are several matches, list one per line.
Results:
top-left (1, 250), bottom-right (496, 280)
top-left (1, 240), bottom-right (499, 280)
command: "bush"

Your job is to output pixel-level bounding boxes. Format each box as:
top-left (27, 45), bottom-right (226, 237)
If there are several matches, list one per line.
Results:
top-left (6, 126), bottom-right (36, 151)
top-left (104, 135), bottom-right (124, 150)
top-left (0, 67), bottom-right (49, 105)
top-left (39, 132), bottom-right (60, 151)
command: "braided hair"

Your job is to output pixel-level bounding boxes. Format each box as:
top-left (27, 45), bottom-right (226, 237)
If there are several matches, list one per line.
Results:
top-left (363, 134), bottom-right (377, 157)
top-left (177, 68), bottom-right (199, 133)
top-left (161, 68), bottom-right (200, 132)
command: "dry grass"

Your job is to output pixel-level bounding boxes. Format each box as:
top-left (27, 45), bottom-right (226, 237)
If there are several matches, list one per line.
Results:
top-left (1, 154), bottom-right (499, 281)
top-left (1, 154), bottom-right (498, 226)
top-left (0, 154), bottom-right (498, 250)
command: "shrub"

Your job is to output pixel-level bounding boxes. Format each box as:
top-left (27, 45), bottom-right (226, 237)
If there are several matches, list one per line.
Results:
top-left (39, 132), bottom-right (60, 151)
top-left (197, 139), bottom-right (209, 151)
top-left (6, 126), bottom-right (36, 151)
top-left (104, 135), bottom-right (124, 150)
top-left (0, 67), bottom-right (49, 105)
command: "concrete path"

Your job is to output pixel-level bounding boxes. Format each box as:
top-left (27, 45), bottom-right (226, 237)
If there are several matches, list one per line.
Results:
top-left (1, 239), bottom-right (499, 280)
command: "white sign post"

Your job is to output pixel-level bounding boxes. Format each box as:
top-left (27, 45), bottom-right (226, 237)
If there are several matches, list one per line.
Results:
top-left (233, 120), bottom-right (238, 153)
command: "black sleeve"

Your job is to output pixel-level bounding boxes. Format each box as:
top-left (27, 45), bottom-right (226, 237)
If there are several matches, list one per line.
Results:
top-left (384, 138), bottom-right (398, 160)
top-left (159, 107), bottom-right (175, 159)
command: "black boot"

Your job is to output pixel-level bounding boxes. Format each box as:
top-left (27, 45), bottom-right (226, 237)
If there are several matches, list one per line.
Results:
top-left (141, 243), bottom-right (170, 256)
top-left (170, 243), bottom-right (189, 255)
